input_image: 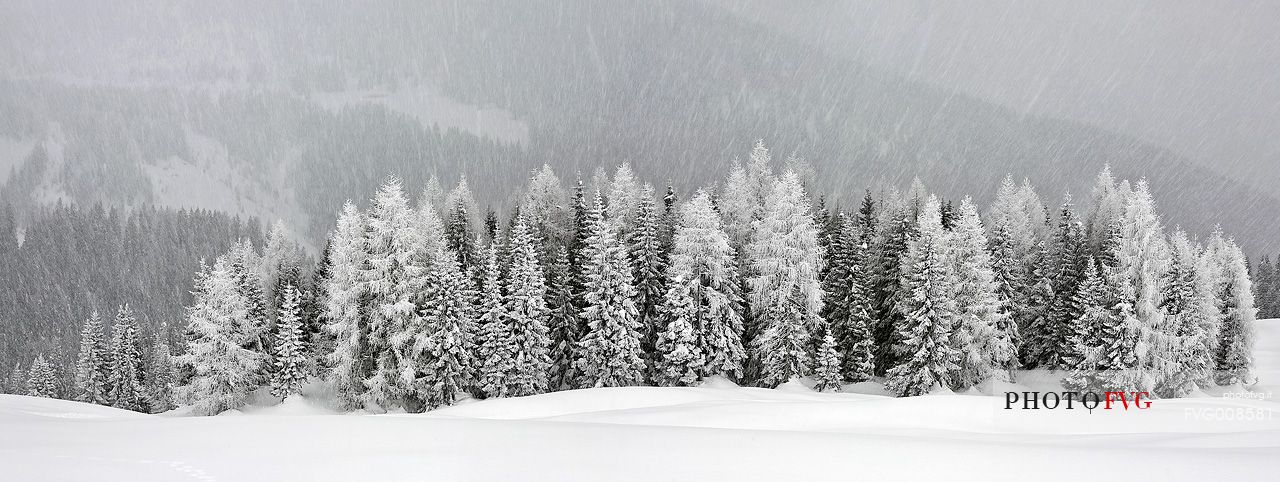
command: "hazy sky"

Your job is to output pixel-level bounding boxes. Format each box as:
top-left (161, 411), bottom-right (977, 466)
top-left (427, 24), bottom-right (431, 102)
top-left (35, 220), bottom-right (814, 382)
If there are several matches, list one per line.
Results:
top-left (717, 0), bottom-right (1280, 190)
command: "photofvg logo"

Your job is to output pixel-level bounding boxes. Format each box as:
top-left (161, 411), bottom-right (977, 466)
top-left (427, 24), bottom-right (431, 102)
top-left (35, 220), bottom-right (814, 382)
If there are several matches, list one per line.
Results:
top-left (992, 368), bottom-right (1162, 414)
top-left (1004, 390), bottom-right (1151, 412)
top-left (992, 370), bottom-right (1276, 420)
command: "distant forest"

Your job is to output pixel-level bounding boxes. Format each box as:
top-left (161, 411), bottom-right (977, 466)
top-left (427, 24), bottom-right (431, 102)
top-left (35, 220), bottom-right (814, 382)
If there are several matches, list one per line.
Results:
top-left (0, 204), bottom-right (260, 373)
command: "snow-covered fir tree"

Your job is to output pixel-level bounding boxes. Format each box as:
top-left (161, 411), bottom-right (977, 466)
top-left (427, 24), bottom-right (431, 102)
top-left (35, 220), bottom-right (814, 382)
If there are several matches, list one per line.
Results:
top-left (416, 183), bottom-right (451, 264)
top-left (489, 221), bottom-right (552, 397)
top-left (1062, 259), bottom-right (1110, 391)
top-left (607, 163), bottom-right (643, 237)
top-left (362, 178), bottom-right (430, 411)
top-left (747, 171), bottom-right (823, 386)
top-left (1208, 232), bottom-right (1256, 386)
top-left (821, 213), bottom-right (875, 382)
top-left (1043, 196), bottom-right (1089, 369)
top-left (868, 188), bottom-right (915, 375)
top-left (177, 255), bottom-right (268, 416)
top-left (26, 355), bottom-right (59, 398)
top-left (659, 183), bottom-right (678, 258)
top-left (1156, 230), bottom-right (1213, 396)
top-left (323, 201), bottom-right (370, 411)
top-left (445, 176), bottom-right (480, 269)
top-left (1110, 180), bottom-right (1172, 391)
top-left (886, 196), bottom-right (959, 397)
top-left (665, 190), bottom-right (746, 380)
top-left (987, 175), bottom-right (1048, 362)
top-left (813, 329), bottom-right (843, 392)
top-left (230, 240), bottom-right (271, 358)
top-left (5, 363), bottom-right (24, 395)
top-left (653, 276), bottom-right (705, 386)
top-left (413, 246), bottom-right (478, 409)
top-left (1021, 243), bottom-right (1057, 367)
top-left (476, 242), bottom-right (511, 397)
top-left (1085, 165), bottom-right (1127, 255)
top-left (630, 184), bottom-right (666, 372)
top-left (574, 191), bottom-right (647, 387)
top-left (544, 246), bottom-right (580, 390)
top-left (1192, 237), bottom-right (1226, 388)
top-left (146, 332), bottom-right (176, 413)
top-left (720, 160), bottom-right (755, 255)
top-left (521, 164), bottom-right (571, 251)
top-left (259, 220), bottom-right (309, 318)
top-left (107, 304), bottom-right (147, 412)
top-left (986, 222), bottom-right (1023, 372)
top-left (1098, 261), bottom-right (1146, 393)
top-left (946, 198), bottom-right (1014, 388)
top-left (271, 284), bottom-right (309, 398)
top-left (73, 310), bottom-right (110, 404)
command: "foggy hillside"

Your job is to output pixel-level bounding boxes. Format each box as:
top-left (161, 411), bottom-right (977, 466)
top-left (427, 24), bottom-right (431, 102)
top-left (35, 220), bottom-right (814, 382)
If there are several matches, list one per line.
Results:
top-left (1, 0), bottom-right (1275, 252)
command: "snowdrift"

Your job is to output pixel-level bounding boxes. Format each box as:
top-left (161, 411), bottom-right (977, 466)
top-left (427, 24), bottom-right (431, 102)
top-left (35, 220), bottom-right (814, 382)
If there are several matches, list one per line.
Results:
top-left (3, 321), bottom-right (1279, 481)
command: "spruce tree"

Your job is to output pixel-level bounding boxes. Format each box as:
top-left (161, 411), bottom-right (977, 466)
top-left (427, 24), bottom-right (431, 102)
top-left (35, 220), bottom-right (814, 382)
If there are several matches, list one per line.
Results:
top-left (947, 198), bottom-right (1013, 389)
top-left (1210, 235), bottom-right (1256, 386)
top-left (607, 163), bottom-right (643, 237)
top-left (7, 363), bottom-right (25, 395)
top-left (230, 240), bottom-right (271, 358)
top-left (574, 191), bottom-right (647, 387)
top-left (176, 255), bottom-right (268, 416)
top-left (271, 284), bottom-right (309, 398)
top-left (813, 329), bottom-right (843, 392)
top-left (653, 278), bottom-right (704, 386)
top-left (414, 246), bottom-right (478, 409)
top-left (823, 214), bottom-right (875, 382)
top-left (1021, 244), bottom-right (1057, 367)
top-left (260, 220), bottom-right (308, 320)
top-left (544, 246), bottom-right (580, 391)
top-left (74, 310), bottom-right (111, 404)
top-left (108, 304), bottom-right (148, 412)
top-left (1157, 230), bottom-right (1211, 396)
top-left (1063, 259), bottom-right (1109, 392)
top-left (476, 242), bottom-right (511, 397)
top-left (1098, 264), bottom-right (1146, 393)
top-left (1043, 197), bottom-right (1088, 370)
top-left (1085, 165), bottom-right (1126, 256)
top-left (987, 223), bottom-right (1023, 371)
top-left (26, 355), bottom-right (59, 398)
top-left (987, 175), bottom-right (1048, 363)
top-left (445, 176), bottom-right (479, 269)
top-left (886, 196), bottom-right (958, 397)
top-left (659, 184), bottom-right (678, 258)
top-left (495, 221), bottom-right (552, 396)
top-left (146, 332), bottom-right (176, 413)
top-left (869, 190), bottom-right (914, 376)
top-left (630, 184), bottom-right (667, 372)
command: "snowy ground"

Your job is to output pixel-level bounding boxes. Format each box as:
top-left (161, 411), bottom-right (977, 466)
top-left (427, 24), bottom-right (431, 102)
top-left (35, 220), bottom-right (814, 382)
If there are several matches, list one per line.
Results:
top-left (4, 322), bottom-right (1279, 481)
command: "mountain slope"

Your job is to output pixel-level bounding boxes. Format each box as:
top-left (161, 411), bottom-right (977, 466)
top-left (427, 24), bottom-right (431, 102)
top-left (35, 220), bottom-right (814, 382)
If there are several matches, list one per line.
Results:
top-left (0, 0), bottom-right (1275, 252)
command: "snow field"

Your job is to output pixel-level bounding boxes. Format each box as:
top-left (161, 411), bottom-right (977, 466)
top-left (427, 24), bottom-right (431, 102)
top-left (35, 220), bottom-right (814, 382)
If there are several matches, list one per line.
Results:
top-left (2, 320), bottom-right (1278, 481)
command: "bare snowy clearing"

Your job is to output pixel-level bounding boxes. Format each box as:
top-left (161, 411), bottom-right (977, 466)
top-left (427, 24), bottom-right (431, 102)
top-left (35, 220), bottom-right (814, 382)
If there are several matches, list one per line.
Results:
top-left (3, 319), bottom-right (1278, 481)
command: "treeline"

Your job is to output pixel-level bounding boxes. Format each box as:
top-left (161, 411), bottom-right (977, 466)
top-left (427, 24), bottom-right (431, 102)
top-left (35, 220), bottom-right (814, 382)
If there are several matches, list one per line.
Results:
top-left (9, 142), bottom-right (1260, 414)
top-left (0, 203), bottom-right (262, 386)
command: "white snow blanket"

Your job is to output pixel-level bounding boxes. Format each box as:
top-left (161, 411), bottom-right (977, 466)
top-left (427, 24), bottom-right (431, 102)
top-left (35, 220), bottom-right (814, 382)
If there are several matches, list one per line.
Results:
top-left (4, 320), bottom-right (1279, 481)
